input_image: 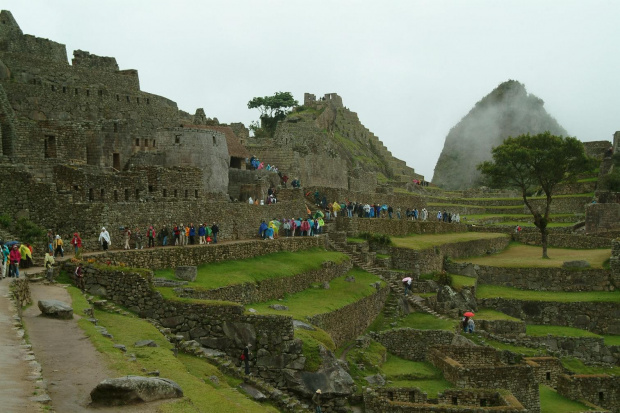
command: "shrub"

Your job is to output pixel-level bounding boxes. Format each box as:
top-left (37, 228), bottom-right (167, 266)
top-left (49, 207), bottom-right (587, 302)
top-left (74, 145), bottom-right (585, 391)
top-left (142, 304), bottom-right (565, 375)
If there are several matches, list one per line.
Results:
top-left (436, 272), bottom-right (453, 287)
top-left (358, 232), bottom-right (392, 246)
top-left (0, 213), bottom-right (11, 228)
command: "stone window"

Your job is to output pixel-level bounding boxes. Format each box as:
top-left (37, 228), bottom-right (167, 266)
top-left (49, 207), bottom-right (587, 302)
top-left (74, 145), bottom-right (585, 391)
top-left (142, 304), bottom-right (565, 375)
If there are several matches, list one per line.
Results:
top-left (75, 88), bottom-right (78, 95)
top-left (100, 188), bottom-right (105, 200)
top-left (386, 392), bottom-right (394, 401)
top-left (135, 188), bottom-right (140, 199)
top-left (116, 94), bottom-right (120, 101)
top-left (546, 372), bottom-right (551, 381)
top-left (135, 138), bottom-right (140, 147)
top-left (452, 397), bottom-right (458, 405)
top-left (113, 153), bottom-right (120, 170)
top-left (44, 135), bottom-right (57, 158)
top-left (148, 185), bottom-right (154, 193)
top-left (126, 96), bottom-right (130, 102)
top-left (125, 189), bottom-right (130, 201)
top-left (73, 185), bottom-right (78, 191)
top-left (174, 189), bottom-right (178, 198)
top-left (175, 135), bottom-right (181, 144)
top-left (89, 188), bottom-right (94, 201)
top-left (114, 122), bottom-right (118, 133)
top-left (86, 89), bottom-right (90, 97)
top-left (184, 190), bottom-right (188, 198)
top-left (194, 189), bottom-right (198, 198)
top-left (212, 135), bottom-right (216, 146)
top-left (144, 138), bottom-right (148, 147)
top-left (62, 86), bottom-right (67, 93)
top-left (480, 399), bottom-right (488, 407)
top-left (163, 189), bottom-right (167, 198)
top-left (114, 190), bottom-right (118, 202)
top-left (146, 98), bottom-right (150, 104)
top-left (136, 97), bottom-right (140, 104)
top-left (98, 89), bottom-right (103, 97)
top-left (152, 140), bottom-right (156, 147)
top-left (599, 392), bottom-right (604, 401)
top-left (51, 85), bottom-right (56, 92)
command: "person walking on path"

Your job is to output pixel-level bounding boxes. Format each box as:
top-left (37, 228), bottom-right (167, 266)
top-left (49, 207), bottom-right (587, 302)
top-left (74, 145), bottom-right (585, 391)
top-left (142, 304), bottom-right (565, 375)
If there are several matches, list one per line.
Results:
top-left (98, 227), bottom-right (111, 251)
top-left (74, 263), bottom-right (85, 292)
top-left (312, 389), bottom-right (322, 413)
top-left (53, 235), bottom-right (64, 258)
top-left (46, 230), bottom-right (54, 254)
top-left (147, 226), bottom-right (156, 248)
top-left (0, 242), bottom-right (6, 279)
top-left (71, 232), bottom-right (82, 257)
top-left (9, 245), bottom-right (21, 278)
top-left (124, 227), bottom-right (132, 250)
top-left (243, 343), bottom-right (252, 375)
top-left (44, 251), bottom-right (55, 282)
top-left (211, 223), bottom-right (219, 244)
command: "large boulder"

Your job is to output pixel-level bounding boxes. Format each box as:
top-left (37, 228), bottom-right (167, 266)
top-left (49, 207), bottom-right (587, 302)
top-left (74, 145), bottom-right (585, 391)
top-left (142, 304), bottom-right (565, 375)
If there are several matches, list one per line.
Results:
top-left (90, 376), bottom-right (183, 406)
top-left (38, 300), bottom-right (73, 319)
top-left (282, 345), bottom-right (354, 397)
top-left (175, 266), bottom-right (197, 282)
top-left (435, 285), bottom-right (477, 317)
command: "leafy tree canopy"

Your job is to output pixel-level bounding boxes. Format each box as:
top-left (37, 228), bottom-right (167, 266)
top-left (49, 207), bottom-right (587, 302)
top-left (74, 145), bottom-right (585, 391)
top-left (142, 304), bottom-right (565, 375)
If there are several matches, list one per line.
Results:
top-left (477, 132), bottom-right (595, 258)
top-left (247, 91), bottom-right (298, 119)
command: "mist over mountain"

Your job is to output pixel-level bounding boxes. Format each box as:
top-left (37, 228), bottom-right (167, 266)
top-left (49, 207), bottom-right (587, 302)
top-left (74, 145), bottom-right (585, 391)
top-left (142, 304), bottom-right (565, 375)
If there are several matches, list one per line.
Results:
top-left (432, 80), bottom-right (567, 190)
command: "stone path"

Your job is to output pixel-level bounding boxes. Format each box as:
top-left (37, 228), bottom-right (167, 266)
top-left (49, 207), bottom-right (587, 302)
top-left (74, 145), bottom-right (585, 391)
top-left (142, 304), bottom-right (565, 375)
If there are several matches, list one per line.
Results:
top-left (0, 278), bottom-right (41, 412)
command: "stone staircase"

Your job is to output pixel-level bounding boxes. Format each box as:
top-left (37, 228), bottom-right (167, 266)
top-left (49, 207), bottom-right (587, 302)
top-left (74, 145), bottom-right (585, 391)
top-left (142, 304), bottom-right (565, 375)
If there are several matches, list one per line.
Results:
top-left (327, 233), bottom-right (448, 320)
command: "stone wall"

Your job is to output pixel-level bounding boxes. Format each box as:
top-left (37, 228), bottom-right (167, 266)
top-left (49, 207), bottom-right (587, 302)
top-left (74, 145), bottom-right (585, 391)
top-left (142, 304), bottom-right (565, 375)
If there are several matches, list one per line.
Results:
top-left (336, 217), bottom-right (466, 237)
top-left (307, 284), bottom-right (389, 347)
top-left (525, 196), bottom-right (591, 215)
top-left (390, 236), bottom-right (510, 274)
top-left (586, 203), bottom-right (620, 235)
top-left (174, 260), bottom-right (352, 305)
top-left (477, 319), bottom-right (526, 337)
top-left (557, 374), bottom-right (619, 413)
top-left (370, 329), bottom-right (455, 361)
top-left (445, 262), bottom-right (617, 292)
top-left (67, 264), bottom-right (306, 385)
top-left (514, 233), bottom-right (612, 249)
top-left (478, 298), bottom-right (620, 335)
top-left (428, 346), bottom-right (539, 413)
top-left (98, 237), bottom-right (324, 270)
top-left (524, 357), bottom-right (565, 388)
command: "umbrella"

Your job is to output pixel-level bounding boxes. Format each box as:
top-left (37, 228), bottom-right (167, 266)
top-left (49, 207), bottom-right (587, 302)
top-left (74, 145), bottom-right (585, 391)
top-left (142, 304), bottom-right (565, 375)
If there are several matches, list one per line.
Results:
top-left (4, 240), bottom-right (19, 247)
top-left (402, 277), bottom-right (412, 283)
top-left (463, 311), bottom-right (475, 317)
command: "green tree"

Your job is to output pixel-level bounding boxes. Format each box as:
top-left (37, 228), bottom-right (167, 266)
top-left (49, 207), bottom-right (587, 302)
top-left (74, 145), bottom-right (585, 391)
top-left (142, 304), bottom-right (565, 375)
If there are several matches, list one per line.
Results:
top-left (248, 91), bottom-right (298, 137)
top-left (477, 132), bottom-right (594, 258)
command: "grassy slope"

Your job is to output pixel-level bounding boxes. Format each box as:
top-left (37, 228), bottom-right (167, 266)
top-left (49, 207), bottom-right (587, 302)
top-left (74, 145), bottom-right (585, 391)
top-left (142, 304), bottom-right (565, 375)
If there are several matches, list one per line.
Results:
top-left (453, 243), bottom-right (610, 268)
top-left (391, 232), bottom-right (508, 250)
top-left (477, 284), bottom-right (620, 303)
top-left (526, 325), bottom-right (602, 338)
top-left (375, 312), bottom-right (457, 332)
top-left (154, 248), bottom-right (348, 289)
top-left (539, 385), bottom-right (596, 413)
top-left (66, 287), bottom-right (278, 413)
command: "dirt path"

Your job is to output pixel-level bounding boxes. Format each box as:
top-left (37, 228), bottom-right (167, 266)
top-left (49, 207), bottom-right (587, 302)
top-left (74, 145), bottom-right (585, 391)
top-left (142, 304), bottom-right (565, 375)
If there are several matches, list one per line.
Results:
top-left (22, 283), bottom-right (161, 413)
top-left (0, 279), bottom-right (41, 413)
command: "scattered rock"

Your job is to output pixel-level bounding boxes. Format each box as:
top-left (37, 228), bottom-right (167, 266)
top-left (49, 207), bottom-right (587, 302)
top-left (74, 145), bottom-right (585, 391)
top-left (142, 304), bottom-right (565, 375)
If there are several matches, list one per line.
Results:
top-left (208, 375), bottom-right (219, 385)
top-left (29, 394), bottom-right (51, 404)
top-left (239, 383), bottom-right (267, 400)
top-left (269, 304), bottom-right (289, 311)
top-left (135, 340), bottom-right (158, 348)
top-left (37, 300), bottom-right (73, 319)
top-left (322, 282), bottom-right (330, 290)
top-left (293, 320), bottom-right (316, 331)
top-left (364, 374), bottom-right (385, 386)
top-left (345, 276), bottom-right (356, 282)
top-left (202, 348), bottom-right (227, 357)
top-left (248, 308), bottom-right (257, 313)
top-left (113, 344), bottom-right (127, 352)
top-left (90, 376), bottom-right (183, 406)
top-left (562, 260), bottom-right (590, 269)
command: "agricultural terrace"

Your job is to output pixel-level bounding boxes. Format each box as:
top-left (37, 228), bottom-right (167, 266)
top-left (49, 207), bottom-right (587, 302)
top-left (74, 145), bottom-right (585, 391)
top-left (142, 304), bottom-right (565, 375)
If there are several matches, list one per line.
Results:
top-left (476, 284), bottom-right (620, 303)
top-left (391, 232), bottom-right (509, 250)
top-left (453, 243), bottom-right (611, 268)
top-left (153, 248), bottom-right (348, 289)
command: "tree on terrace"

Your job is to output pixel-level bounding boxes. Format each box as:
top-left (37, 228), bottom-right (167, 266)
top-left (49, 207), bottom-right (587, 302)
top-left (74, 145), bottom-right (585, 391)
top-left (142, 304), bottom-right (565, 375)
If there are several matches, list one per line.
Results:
top-left (477, 132), bottom-right (594, 258)
top-left (248, 91), bottom-right (298, 137)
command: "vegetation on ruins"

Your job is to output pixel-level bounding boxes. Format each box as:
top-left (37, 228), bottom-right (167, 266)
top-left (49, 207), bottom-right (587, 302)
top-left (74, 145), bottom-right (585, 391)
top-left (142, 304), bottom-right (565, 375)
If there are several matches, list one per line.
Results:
top-left (248, 91), bottom-right (298, 138)
top-left (477, 132), bottom-right (595, 258)
top-left (391, 232), bottom-right (508, 250)
top-left (538, 385), bottom-right (598, 413)
top-left (599, 152), bottom-right (620, 191)
top-left (0, 213), bottom-right (46, 246)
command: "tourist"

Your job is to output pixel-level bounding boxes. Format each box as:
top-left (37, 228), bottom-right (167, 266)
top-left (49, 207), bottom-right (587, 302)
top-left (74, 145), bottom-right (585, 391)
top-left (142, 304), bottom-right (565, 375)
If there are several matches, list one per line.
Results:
top-left (243, 343), bottom-right (252, 375)
top-left (147, 225), bottom-right (156, 248)
top-left (53, 234), bottom-right (64, 258)
top-left (189, 223), bottom-right (196, 245)
top-left (467, 318), bottom-right (475, 333)
top-left (300, 219), bottom-right (310, 236)
top-left (0, 241), bottom-right (7, 279)
top-left (437, 211), bottom-right (442, 222)
top-left (19, 242), bottom-right (32, 268)
top-left (462, 316), bottom-right (470, 333)
top-left (46, 230), bottom-right (54, 254)
top-left (312, 389), bottom-right (322, 413)
top-left (198, 224), bottom-right (206, 244)
top-left (388, 205), bottom-right (393, 219)
top-left (160, 225), bottom-right (169, 246)
top-left (184, 224), bottom-right (190, 246)
top-left (75, 263), bottom-right (85, 292)
top-left (282, 219), bottom-right (291, 237)
top-left (124, 226), bottom-right (132, 250)
top-left (211, 222), bottom-right (219, 244)
top-left (290, 218), bottom-right (297, 237)
top-left (265, 225), bottom-right (274, 240)
top-left (9, 245), bottom-right (21, 278)
top-left (98, 227), bottom-right (111, 251)
top-left (258, 221), bottom-right (268, 239)
top-left (173, 224), bottom-right (180, 246)
top-left (248, 196), bottom-right (253, 205)
top-left (71, 232), bottom-right (82, 257)
top-left (134, 227), bottom-right (143, 249)
top-left (403, 277), bottom-right (412, 296)
top-left (396, 207), bottom-right (401, 219)
top-left (44, 251), bottom-right (55, 282)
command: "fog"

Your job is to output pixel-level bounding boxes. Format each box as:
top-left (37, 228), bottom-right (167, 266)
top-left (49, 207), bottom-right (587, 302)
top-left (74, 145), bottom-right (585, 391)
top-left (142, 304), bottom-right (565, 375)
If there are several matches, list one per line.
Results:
top-left (3, 0), bottom-right (619, 180)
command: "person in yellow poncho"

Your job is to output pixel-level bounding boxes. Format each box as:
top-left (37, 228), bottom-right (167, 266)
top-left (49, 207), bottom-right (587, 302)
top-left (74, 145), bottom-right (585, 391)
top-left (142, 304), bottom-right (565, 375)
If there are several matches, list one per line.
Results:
top-left (332, 201), bottom-right (341, 218)
top-left (19, 243), bottom-right (33, 268)
top-left (268, 220), bottom-right (279, 238)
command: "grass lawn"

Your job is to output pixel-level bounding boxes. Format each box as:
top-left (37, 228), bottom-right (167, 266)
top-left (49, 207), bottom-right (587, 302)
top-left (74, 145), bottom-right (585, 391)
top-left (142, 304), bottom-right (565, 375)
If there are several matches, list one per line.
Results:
top-left (561, 357), bottom-right (620, 376)
top-left (539, 385), bottom-right (597, 412)
top-left (346, 237), bottom-right (366, 244)
top-left (526, 325), bottom-right (602, 339)
top-left (391, 232), bottom-right (508, 250)
top-left (453, 243), bottom-right (611, 268)
top-left (153, 248), bottom-right (348, 290)
top-left (249, 268), bottom-right (384, 318)
top-left (65, 286), bottom-right (278, 413)
top-left (477, 284), bottom-right (620, 303)
top-left (475, 308), bottom-right (520, 321)
top-left (382, 355), bottom-right (442, 380)
top-left (487, 221), bottom-right (574, 228)
top-left (604, 335), bottom-right (620, 346)
top-left (467, 335), bottom-right (546, 357)
top-left (377, 312), bottom-right (457, 332)
top-left (451, 274), bottom-right (476, 290)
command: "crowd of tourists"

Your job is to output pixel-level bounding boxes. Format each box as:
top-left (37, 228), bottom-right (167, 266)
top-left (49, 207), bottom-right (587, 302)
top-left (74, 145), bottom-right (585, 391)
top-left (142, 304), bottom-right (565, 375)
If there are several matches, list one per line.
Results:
top-left (258, 216), bottom-right (325, 240)
top-left (112, 222), bottom-right (221, 251)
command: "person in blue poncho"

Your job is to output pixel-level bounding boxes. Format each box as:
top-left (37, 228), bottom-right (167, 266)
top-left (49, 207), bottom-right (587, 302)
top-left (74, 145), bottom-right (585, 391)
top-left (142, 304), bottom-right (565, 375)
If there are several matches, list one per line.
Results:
top-left (258, 220), bottom-right (268, 239)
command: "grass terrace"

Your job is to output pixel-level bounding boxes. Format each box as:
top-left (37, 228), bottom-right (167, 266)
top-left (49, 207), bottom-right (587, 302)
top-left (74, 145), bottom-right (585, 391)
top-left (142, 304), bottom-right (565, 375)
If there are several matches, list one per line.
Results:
top-left (561, 357), bottom-right (620, 376)
top-left (474, 308), bottom-right (520, 321)
top-left (477, 284), bottom-right (620, 303)
top-left (419, 273), bottom-right (476, 291)
top-left (374, 312), bottom-right (458, 332)
top-left (526, 325), bottom-right (602, 339)
top-left (454, 243), bottom-right (611, 268)
top-left (391, 232), bottom-right (509, 250)
top-left (248, 267), bottom-right (384, 318)
top-left (65, 286), bottom-right (279, 413)
top-left (467, 335), bottom-right (547, 357)
top-left (153, 248), bottom-right (348, 290)
top-left (539, 385), bottom-right (597, 412)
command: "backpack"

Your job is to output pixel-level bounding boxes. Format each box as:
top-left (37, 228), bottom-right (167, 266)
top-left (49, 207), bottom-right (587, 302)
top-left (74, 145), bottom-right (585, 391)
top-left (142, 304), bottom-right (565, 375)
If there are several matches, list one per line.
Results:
top-left (240, 353), bottom-right (246, 361)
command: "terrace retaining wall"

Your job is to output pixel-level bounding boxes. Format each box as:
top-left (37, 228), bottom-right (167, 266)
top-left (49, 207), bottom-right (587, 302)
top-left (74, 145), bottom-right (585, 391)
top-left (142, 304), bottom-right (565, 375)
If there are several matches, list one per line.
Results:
top-left (478, 298), bottom-right (620, 335)
top-left (370, 328), bottom-right (455, 361)
top-left (557, 374), bottom-right (619, 413)
top-left (335, 217), bottom-right (468, 237)
top-left (173, 259), bottom-right (352, 305)
top-left (307, 284), bottom-right (389, 347)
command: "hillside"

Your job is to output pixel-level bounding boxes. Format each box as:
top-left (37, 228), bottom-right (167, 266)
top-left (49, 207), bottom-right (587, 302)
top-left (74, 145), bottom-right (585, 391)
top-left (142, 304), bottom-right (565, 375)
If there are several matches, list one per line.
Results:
top-left (432, 80), bottom-right (567, 190)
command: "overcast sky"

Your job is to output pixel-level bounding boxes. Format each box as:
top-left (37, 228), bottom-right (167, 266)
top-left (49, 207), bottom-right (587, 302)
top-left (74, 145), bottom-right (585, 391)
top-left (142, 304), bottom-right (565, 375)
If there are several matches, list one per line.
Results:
top-left (4, 1), bottom-right (619, 180)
